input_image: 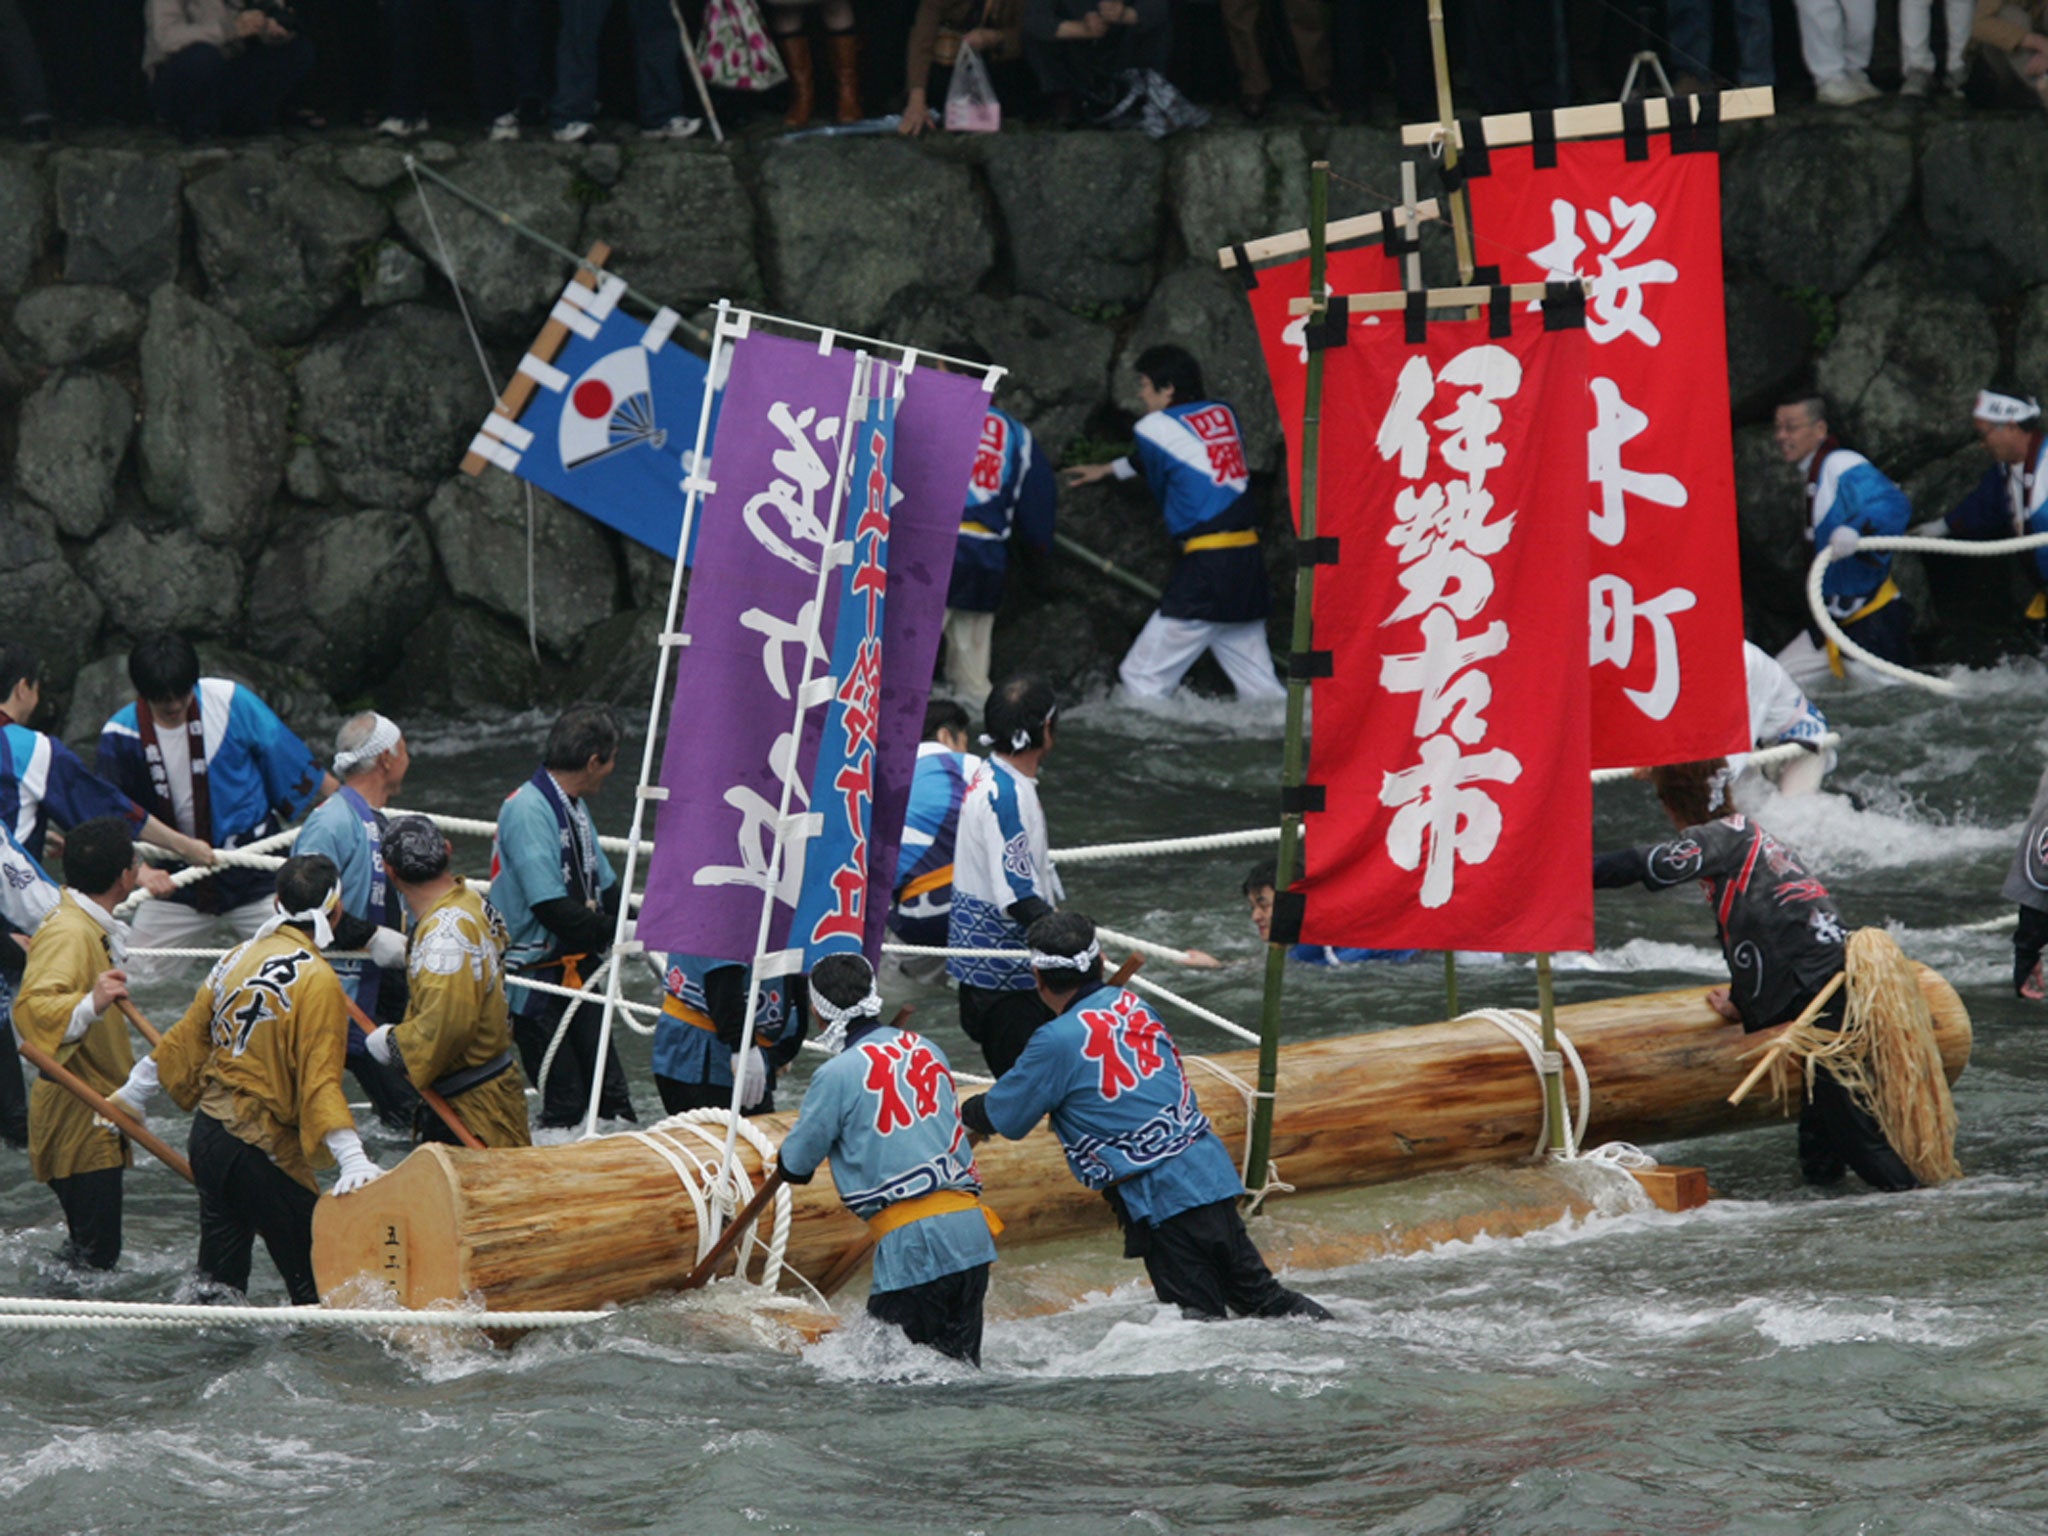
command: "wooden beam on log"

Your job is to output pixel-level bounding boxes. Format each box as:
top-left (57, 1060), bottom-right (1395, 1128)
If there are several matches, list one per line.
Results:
top-left (459, 240), bottom-right (613, 477)
top-left (1399, 86), bottom-right (1775, 150)
top-left (1217, 202), bottom-right (1443, 272)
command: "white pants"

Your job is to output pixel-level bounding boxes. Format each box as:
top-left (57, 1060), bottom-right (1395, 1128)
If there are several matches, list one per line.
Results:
top-left (1899, 0), bottom-right (1973, 71)
top-left (1795, 0), bottom-right (1876, 77)
top-left (943, 607), bottom-right (995, 705)
top-left (125, 895), bottom-right (275, 984)
top-left (1118, 612), bottom-right (1286, 701)
top-left (1773, 627), bottom-right (1898, 691)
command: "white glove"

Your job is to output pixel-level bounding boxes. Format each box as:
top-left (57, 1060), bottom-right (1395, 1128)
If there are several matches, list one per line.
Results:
top-left (732, 1047), bottom-right (768, 1111)
top-left (364, 1024), bottom-right (395, 1068)
top-left (1826, 525), bottom-right (1861, 559)
top-left (365, 927), bottom-right (408, 969)
top-left (325, 1127), bottom-right (383, 1195)
top-left (110, 1056), bottom-right (160, 1117)
top-left (102, 1085), bottom-right (149, 1129)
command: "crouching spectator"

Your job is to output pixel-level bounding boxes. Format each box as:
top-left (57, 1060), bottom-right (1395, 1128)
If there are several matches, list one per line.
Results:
top-left (1969, 0), bottom-right (2048, 108)
top-left (1022, 0), bottom-right (1167, 121)
top-left (900, 0), bottom-right (1024, 134)
top-left (144, 0), bottom-right (314, 140)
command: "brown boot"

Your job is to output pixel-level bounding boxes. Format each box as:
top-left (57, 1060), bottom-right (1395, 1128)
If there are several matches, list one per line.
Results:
top-left (778, 34), bottom-right (814, 129)
top-left (826, 30), bottom-right (862, 125)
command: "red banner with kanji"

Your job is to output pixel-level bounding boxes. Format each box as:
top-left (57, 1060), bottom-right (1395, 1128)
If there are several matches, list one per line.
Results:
top-left (1242, 242), bottom-right (1404, 516)
top-left (1298, 312), bottom-right (1593, 953)
top-left (1466, 137), bottom-right (1748, 770)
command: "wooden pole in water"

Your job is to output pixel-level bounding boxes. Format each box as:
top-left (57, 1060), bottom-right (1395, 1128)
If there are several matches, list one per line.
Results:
top-left (680, 1165), bottom-right (789, 1290)
top-left (339, 993), bottom-right (486, 1152)
top-left (15, 1038), bottom-right (193, 1183)
top-left (1247, 160), bottom-right (1331, 1207)
top-left (1534, 952), bottom-right (1569, 1154)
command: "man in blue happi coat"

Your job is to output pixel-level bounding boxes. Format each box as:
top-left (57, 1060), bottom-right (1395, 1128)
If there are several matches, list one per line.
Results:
top-left (1917, 381), bottom-right (2048, 638)
top-left (491, 701), bottom-right (636, 1127)
top-left (1770, 395), bottom-right (1914, 687)
top-left (652, 951), bottom-right (807, 1116)
top-left (961, 911), bottom-right (1328, 1322)
top-left (887, 699), bottom-right (983, 984)
top-left (293, 711), bottom-right (420, 1130)
top-left (98, 633), bottom-right (333, 980)
top-left (779, 953), bottom-right (998, 1364)
top-left (1241, 862), bottom-right (1421, 966)
top-left (1064, 345), bottom-right (1283, 703)
top-left (941, 349), bottom-right (1056, 705)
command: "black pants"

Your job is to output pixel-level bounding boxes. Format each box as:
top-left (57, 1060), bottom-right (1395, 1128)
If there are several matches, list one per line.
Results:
top-left (1121, 1194), bottom-right (1331, 1322)
top-left (1834, 597), bottom-right (1915, 670)
top-left (189, 1111), bottom-right (321, 1304)
top-left (654, 1074), bottom-right (778, 1118)
top-left (0, 1047), bottom-right (27, 1148)
top-left (147, 37), bottom-right (315, 141)
top-left (2016, 903), bottom-right (2048, 995)
top-left (50, 1165), bottom-right (123, 1270)
top-left (867, 1262), bottom-right (990, 1365)
top-left (1799, 1070), bottom-right (1919, 1192)
top-left (958, 984), bottom-right (1053, 1079)
top-left (512, 968), bottom-right (637, 1128)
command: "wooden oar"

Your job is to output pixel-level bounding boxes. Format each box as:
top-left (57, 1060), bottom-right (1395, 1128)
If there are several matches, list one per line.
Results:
top-left (1727, 972), bottom-right (1847, 1107)
top-left (116, 999), bottom-right (162, 1049)
top-left (15, 1038), bottom-right (193, 1183)
top-left (339, 993), bottom-right (488, 1151)
top-left (1109, 953), bottom-right (1145, 989)
top-left (680, 1165), bottom-right (789, 1290)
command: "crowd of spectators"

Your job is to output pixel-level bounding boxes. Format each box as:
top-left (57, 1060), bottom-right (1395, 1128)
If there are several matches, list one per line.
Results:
top-left (0, 0), bottom-right (2041, 145)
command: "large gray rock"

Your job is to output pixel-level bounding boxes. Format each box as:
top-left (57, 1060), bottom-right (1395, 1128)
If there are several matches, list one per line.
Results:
top-left (293, 306), bottom-right (494, 511)
top-left (553, 607), bottom-right (662, 708)
top-left (0, 500), bottom-right (103, 679)
top-left (1722, 123), bottom-right (1914, 295)
top-left (622, 540), bottom-right (679, 611)
top-left (982, 133), bottom-right (1163, 312)
top-left (423, 471), bottom-right (620, 656)
top-left (0, 155), bottom-right (47, 299)
top-left (393, 144), bottom-right (584, 336)
top-left (2016, 285), bottom-right (2048, 394)
top-left (1902, 443), bottom-right (1993, 522)
top-left (79, 523), bottom-right (244, 638)
top-left (11, 285), bottom-right (147, 367)
top-left (378, 605), bottom-right (543, 715)
top-left (1724, 280), bottom-right (1816, 420)
top-left (872, 288), bottom-right (1115, 455)
top-left (1815, 258), bottom-right (1996, 473)
top-left (1117, 266), bottom-right (1281, 472)
top-left (589, 148), bottom-right (760, 309)
top-left (186, 157), bottom-right (389, 343)
top-left (359, 240), bottom-right (426, 308)
top-left (758, 139), bottom-right (995, 332)
top-left (137, 285), bottom-right (290, 546)
top-left (1920, 122), bottom-right (2048, 287)
top-left (1166, 128), bottom-right (1310, 267)
top-left (14, 370), bottom-right (134, 538)
top-left (53, 150), bottom-right (183, 294)
top-left (246, 510), bottom-right (441, 693)
top-left (1732, 422), bottom-right (1810, 648)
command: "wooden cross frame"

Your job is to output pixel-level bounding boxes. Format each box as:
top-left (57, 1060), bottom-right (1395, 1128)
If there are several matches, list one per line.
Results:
top-left (458, 240), bottom-right (613, 479)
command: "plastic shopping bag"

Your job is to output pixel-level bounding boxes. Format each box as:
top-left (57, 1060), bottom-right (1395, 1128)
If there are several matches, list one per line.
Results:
top-left (699, 0), bottom-right (786, 91)
top-left (943, 43), bottom-right (1001, 133)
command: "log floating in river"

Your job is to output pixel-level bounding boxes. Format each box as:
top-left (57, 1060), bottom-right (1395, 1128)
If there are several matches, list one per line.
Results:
top-left (311, 972), bottom-right (1971, 1315)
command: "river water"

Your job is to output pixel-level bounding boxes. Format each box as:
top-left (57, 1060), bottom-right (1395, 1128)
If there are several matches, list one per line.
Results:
top-left (5, 663), bottom-right (2048, 1535)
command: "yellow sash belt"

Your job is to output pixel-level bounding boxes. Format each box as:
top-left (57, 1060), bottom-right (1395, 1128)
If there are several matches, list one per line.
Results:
top-left (661, 994), bottom-right (717, 1032)
top-left (1182, 529), bottom-right (1258, 554)
top-left (899, 864), bottom-right (954, 901)
top-left (864, 1189), bottom-right (1004, 1239)
top-left (1825, 577), bottom-right (1901, 678)
top-left (959, 521), bottom-right (999, 539)
top-left (2028, 590), bottom-right (2047, 622)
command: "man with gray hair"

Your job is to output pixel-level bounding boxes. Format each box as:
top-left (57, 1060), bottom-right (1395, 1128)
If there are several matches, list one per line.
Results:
top-left (293, 711), bottom-right (418, 1130)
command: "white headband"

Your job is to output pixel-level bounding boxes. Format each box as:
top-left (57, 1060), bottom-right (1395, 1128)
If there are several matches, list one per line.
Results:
top-left (1030, 940), bottom-right (1101, 972)
top-left (1976, 389), bottom-right (2041, 425)
top-left (812, 980), bottom-right (883, 1056)
top-left (979, 706), bottom-right (1058, 755)
top-left (255, 882), bottom-right (340, 950)
top-left (332, 714), bottom-right (401, 778)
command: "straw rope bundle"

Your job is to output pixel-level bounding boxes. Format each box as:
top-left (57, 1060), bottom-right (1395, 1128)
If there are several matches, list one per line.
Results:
top-left (1761, 929), bottom-right (1963, 1185)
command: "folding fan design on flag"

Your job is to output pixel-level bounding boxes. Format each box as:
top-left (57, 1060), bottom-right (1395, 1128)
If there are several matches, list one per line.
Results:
top-left (561, 346), bottom-right (669, 468)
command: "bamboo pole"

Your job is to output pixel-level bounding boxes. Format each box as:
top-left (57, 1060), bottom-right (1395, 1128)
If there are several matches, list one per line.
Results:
top-left (1246, 160), bottom-right (1331, 1208)
top-left (16, 1038), bottom-right (193, 1183)
top-left (1427, 0), bottom-right (1475, 283)
top-left (116, 999), bottom-right (161, 1049)
top-left (1053, 531), bottom-right (1165, 603)
top-left (1444, 952), bottom-right (1460, 1017)
top-left (1727, 972), bottom-right (1847, 1106)
top-left (339, 993), bottom-right (487, 1152)
top-left (1534, 952), bottom-right (1568, 1155)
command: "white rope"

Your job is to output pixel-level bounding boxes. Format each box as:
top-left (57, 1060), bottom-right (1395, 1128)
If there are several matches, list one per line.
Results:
top-left (534, 953), bottom-right (617, 1104)
top-left (623, 1108), bottom-right (793, 1288)
top-left (1052, 827), bottom-right (1280, 864)
top-left (1182, 1052), bottom-right (1291, 1208)
top-left (1807, 531), bottom-right (2048, 695)
top-left (0, 1296), bottom-right (607, 1328)
top-left (1461, 1007), bottom-right (1591, 1158)
top-left (1589, 733), bottom-right (1841, 785)
top-left (386, 807), bottom-right (645, 860)
top-left (114, 825), bottom-right (304, 917)
top-left (1575, 1141), bottom-right (1657, 1170)
top-left (1094, 923), bottom-right (1209, 967)
top-left (1124, 971), bottom-right (1259, 1044)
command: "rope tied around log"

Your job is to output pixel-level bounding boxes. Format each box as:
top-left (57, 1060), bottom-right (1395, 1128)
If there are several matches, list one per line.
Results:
top-left (623, 1109), bottom-right (805, 1293)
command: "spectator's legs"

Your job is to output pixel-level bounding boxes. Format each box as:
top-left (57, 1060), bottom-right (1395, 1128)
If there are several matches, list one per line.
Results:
top-left (820, 0), bottom-right (862, 124)
top-left (1281, 0), bottom-right (1332, 96)
top-left (1733, 0), bottom-right (1775, 83)
top-left (770, 4), bottom-right (816, 127)
top-left (1940, 0), bottom-right (1973, 74)
top-left (1665, 0), bottom-right (1714, 84)
top-left (222, 35), bottom-right (316, 134)
top-left (1218, 0), bottom-right (1274, 106)
top-left (1840, 0), bottom-right (1876, 71)
top-left (0, 0), bottom-right (52, 131)
top-left (148, 43), bottom-right (230, 141)
top-left (624, 0), bottom-right (688, 126)
top-left (461, 0), bottom-right (522, 120)
top-left (1467, 0), bottom-right (1562, 110)
top-left (1123, 12), bottom-right (1173, 73)
top-left (385, 0), bottom-right (433, 121)
top-left (1900, 0), bottom-right (1936, 74)
top-left (1389, 0), bottom-right (1435, 119)
top-left (511, 0), bottom-right (551, 114)
top-left (551, 0), bottom-right (612, 126)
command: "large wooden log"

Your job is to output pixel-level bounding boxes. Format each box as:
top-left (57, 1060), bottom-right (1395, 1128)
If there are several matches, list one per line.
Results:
top-left (313, 973), bottom-right (1971, 1314)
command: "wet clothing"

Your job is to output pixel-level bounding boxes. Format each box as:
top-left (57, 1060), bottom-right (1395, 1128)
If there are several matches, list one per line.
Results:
top-left (947, 406), bottom-right (1055, 615)
top-left (99, 680), bottom-right (324, 913)
top-left (1, 717), bottom-right (143, 864)
top-left (864, 1263), bottom-right (991, 1365)
top-left (155, 926), bottom-right (356, 1194)
top-left (2003, 764), bottom-right (2048, 994)
top-left (12, 892), bottom-right (134, 1266)
top-left (1594, 815), bottom-right (1847, 1033)
top-left (1112, 1193), bottom-right (1329, 1322)
top-left (1941, 431), bottom-right (2048, 587)
top-left (385, 886), bottom-right (529, 1149)
top-left (1794, 993), bottom-right (1918, 1192)
top-left (778, 1021), bottom-right (998, 1299)
top-left (947, 756), bottom-right (1061, 993)
top-left (188, 1108), bottom-right (320, 1303)
top-left (956, 982), bottom-right (1053, 1079)
top-left (1734, 641), bottom-right (1835, 793)
top-left (890, 744), bottom-right (982, 950)
top-left (651, 955), bottom-right (807, 1116)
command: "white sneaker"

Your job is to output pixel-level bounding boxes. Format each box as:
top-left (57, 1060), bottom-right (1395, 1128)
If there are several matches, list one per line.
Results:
top-left (1815, 74), bottom-right (1872, 106)
top-left (1945, 61), bottom-right (1970, 93)
top-left (488, 112), bottom-right (521, 142)
top-left (641, 115), bottom-right (703, 140)
top-left (376, 116), bottom-right (429, 139)
top-left (1847, 68), bottom-right (1882, 100)
top-left (1901, 67), bottom-right (1932, 97)
top-left (552, 120), bottom-right (594, 143)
